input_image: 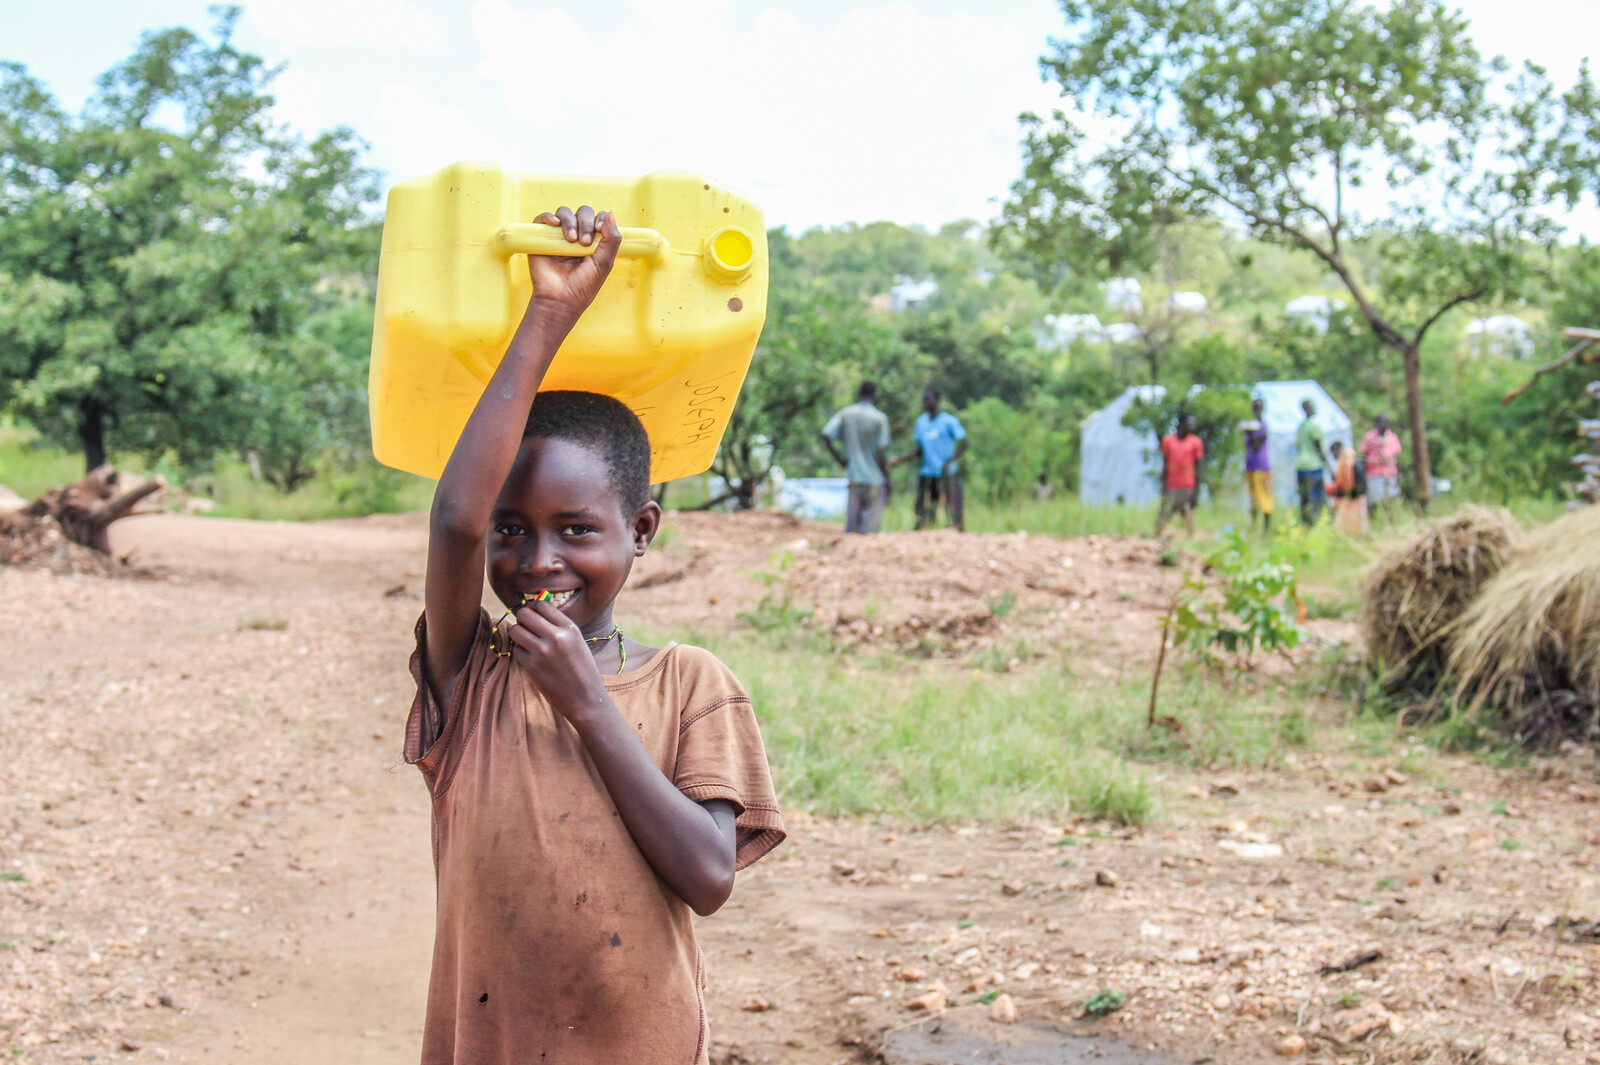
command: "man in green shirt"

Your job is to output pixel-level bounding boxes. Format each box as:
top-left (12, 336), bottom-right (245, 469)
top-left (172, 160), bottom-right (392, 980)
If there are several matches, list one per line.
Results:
top-left (1295, 398), bottom-right (1329, 526)
top-left (821, 381), bottom-right (892, 534)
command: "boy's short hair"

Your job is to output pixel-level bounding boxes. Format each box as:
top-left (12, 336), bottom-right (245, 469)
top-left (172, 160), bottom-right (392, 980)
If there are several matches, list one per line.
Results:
top-left (522, 391), bottom-right (651, 512)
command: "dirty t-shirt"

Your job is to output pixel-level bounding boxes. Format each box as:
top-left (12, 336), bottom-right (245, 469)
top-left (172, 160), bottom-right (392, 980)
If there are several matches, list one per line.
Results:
top-left (404, 611), bottom-right (786, 1065)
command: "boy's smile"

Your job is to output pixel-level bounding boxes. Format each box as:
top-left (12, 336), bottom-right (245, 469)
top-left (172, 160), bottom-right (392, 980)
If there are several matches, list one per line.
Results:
top-left (487, 437), bottom-right (657, 640)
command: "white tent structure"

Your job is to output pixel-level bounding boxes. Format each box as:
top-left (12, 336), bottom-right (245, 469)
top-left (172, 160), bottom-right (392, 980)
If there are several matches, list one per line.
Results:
top-left (1079, 385), bottom-right (1168, 506)
top-left (1079, 380), bottom-right (1353, 507)
top-left (1102, 277), bottom-right (1143, 312)
top-left (1285, 294), bottom-right (1346, 335)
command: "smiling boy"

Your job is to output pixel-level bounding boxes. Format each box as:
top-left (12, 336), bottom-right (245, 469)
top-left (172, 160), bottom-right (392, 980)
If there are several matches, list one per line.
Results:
top-left (404, 206), bottom-right (784, 1064)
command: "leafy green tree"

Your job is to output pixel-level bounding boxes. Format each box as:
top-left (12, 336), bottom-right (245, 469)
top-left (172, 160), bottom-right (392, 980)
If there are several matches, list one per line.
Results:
top-left (900, 313), bottom-right (1040, 409)
top-left (707, 281), bottom-right (928, 507)
top-left (1003, 0), bottom-right (1598, 506)
top-left (0, 9), bottom-right (378, 476)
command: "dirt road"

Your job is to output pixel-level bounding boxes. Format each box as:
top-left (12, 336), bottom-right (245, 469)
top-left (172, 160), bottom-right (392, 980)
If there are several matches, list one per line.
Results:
top-left (2, 512), bottom-right (1598, 1065)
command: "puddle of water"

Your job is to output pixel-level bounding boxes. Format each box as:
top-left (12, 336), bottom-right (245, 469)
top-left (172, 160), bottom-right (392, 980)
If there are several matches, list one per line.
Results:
top-left (882, 1017), bottom-right (1187, 1065)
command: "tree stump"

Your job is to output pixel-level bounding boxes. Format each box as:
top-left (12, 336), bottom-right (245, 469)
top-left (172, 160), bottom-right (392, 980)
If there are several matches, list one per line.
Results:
top-left (0, 466), bottom-right (164, 567)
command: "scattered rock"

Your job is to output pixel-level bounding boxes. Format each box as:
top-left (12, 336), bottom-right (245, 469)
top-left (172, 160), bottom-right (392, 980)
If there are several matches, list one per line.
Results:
top-left (1173, 947), bottom-right (1203, 964)
top-left (896, 967), bottom-right (924, 982)
top-left (1343, 1012), bottom-right (1390, 1041)
top-left (939, 866), bottom-right (966, 878)
top-left (1094, 869), bottom-right (1118, 887)
top-left (1001, 880), bottom-right (1025, 896)
top-left (1275, 1034), bottom-right (1306, 1057)
top-left (1217, 840), bottom-right (1284, 859)
top-left (1363, 778), bottom-right (1389, 793)
top-left (904, 983), bottom-right (948, 1012)
top-left (739, 996), bottom-right (771, 1012)
top-left (1385, 769), bottom-right (1411, 786)
top-left (987, 992), bottom-right (1018, 1024)
top-left (832, 862), bottom-right (857, 877)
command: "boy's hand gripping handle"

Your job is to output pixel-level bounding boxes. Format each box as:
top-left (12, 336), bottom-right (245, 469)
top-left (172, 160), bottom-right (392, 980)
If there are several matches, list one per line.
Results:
top-left (492, 223), bottom-right (667, 261)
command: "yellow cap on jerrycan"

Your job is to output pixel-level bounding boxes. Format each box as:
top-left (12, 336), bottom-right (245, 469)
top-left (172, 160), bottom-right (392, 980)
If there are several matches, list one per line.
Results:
top-left (368, 162), bottom-right (767, 483)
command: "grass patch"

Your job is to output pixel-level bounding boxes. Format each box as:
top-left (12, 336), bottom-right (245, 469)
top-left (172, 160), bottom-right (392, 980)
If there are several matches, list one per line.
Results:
top-left (634, 624), bottom-right (1327, 825)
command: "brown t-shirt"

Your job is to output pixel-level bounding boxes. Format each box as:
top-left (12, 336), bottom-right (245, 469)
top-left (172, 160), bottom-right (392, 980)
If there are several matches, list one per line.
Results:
top-left (404, 611), bottom-right (785, 1065)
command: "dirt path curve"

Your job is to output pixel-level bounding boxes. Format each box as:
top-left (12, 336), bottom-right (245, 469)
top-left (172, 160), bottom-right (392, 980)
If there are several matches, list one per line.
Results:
top-left (2, 512), bottom-right (1599, 1065)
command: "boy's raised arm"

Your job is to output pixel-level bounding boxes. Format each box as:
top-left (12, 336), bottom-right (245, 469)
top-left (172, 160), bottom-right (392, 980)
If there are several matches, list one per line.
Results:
top-left (423, 208), bottom-right (621, 699)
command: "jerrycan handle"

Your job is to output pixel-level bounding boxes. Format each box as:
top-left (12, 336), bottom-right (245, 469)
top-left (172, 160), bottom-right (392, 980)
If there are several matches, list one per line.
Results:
top-left (491, 223), bottom-right (667, 262)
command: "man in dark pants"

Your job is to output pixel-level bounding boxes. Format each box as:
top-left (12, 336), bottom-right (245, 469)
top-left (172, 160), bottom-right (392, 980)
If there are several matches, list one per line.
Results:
top-left (892, 386), bottom-right (969, 531)
top-left (821, 380), bottom-right (892, 534)
top-left (1295, 398), bottom-right (1330, 526)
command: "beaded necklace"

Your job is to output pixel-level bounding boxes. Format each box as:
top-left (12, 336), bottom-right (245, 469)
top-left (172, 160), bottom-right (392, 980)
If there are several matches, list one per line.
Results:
top-left (491, 613), bottom-right (627, 674)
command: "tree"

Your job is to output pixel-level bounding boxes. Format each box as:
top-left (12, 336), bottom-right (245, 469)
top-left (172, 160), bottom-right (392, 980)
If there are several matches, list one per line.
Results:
top-left (706, 274), bottom-right (928, 508)
top-left (1002, 0), bottom-right (1597, 506)
top-left (0, 9), bottom-right (378, 475)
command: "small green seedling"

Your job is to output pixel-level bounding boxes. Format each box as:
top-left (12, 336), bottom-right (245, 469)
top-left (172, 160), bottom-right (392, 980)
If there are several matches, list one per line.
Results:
top-left (1082, 988), bottom-right (1127, 1016)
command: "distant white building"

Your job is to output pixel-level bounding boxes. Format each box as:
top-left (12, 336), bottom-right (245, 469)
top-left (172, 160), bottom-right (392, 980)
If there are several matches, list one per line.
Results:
top-left (1102, 277), bottom-right (1143, 313)
top-left (1037, 313), bottom-right (1106, 348)
top-left (1104, 322), bottom-right (1142, 344)
top-left (1168, 291), bottom-right (1209, 313)
top-left (1285, 294), bottom-right (1347, 335)
top-left (1465, 315), bottom-right (1535, 359)
top-left (888, 277), bottom-right (938, 312)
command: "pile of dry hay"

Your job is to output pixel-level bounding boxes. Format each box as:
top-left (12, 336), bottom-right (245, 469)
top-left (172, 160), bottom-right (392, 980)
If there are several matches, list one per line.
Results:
top-left (1447, 506), bottom-right (1600, 744)
top-left (1361, 507), bottom-right (1521, 695)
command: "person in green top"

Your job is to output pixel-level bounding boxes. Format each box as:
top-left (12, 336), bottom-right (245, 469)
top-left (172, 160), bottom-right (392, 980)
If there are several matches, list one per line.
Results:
top-left (1295, 398), bottom-right (1329, 526)
top-left (821, 381), bottom-right (892, 534)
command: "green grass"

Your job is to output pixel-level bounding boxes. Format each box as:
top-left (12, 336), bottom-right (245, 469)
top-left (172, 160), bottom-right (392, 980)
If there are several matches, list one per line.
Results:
top-left (632, 617), bottom-right (1331, 825)
top-left (0, 420), bottom-right (85, 498)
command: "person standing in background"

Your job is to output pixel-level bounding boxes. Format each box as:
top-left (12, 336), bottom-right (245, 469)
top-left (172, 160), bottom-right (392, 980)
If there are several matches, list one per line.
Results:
top-left (1328, 440), bottom-right (1369, 535)
top-left (893, 386), bottom-right (969, 532)
top-left (821, 381), bottom-right (892, 535)
top-left (1154, 413), bottom-right (1204, 540)
top-left (1361, 413), bottom-right (1403, 517)
top-left (1295, 398), bottom-right (1329, 526)
top-left (1241, 396), bottom-right (1273, 534)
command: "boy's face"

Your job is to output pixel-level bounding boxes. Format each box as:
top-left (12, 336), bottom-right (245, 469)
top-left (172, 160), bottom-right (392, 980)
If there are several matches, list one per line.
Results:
top-left (487, 437), bottom-right (660, 634)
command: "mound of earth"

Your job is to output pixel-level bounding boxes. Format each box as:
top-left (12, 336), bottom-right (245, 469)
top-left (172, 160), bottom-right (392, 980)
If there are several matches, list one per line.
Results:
top-left (628, 512), bottom-right (1185, 669)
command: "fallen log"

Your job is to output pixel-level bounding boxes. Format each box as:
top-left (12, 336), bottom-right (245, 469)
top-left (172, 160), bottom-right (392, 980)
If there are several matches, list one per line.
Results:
top-left (0, 466), bottom-right (164, 570)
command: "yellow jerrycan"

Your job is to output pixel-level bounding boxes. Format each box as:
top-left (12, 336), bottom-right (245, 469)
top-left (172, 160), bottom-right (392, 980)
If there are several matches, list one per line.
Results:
top-left (368, 162), bottom-right (767, 483)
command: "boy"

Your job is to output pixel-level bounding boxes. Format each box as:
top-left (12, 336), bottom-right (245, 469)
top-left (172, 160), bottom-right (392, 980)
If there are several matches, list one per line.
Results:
top-left (1154, 413), bottom-right (1203, 539)
top-left (1295, 398), bottom-right (1329, 526)
top-left (893, 385), bottom-right (969, 532)
top-left (1240, 397), bottom-right (1273, 533)
top-left (821, 380), bottom-right (892, 534)
top-left (405, 206), bottom-right (785, 1064)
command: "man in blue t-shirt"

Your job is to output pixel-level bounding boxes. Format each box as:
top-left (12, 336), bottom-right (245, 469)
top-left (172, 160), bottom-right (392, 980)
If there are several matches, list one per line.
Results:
top-left (893, 386), bottom-right (969, 531)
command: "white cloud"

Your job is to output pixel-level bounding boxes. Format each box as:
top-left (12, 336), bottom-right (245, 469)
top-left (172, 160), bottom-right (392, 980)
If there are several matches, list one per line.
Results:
top-left (372, 84), bottom-right (505, 176)
top-left (244, 0), bottom-right (442, 50)
top-left (468, 0), bottom-right (1063, 229)
top-left (268, 65), bottom-right (327, 134)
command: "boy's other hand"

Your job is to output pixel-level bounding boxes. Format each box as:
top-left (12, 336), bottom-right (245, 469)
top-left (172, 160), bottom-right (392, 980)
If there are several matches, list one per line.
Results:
top-left (507, 599), bottom-right (611, 723)
top-left (526, 206), bottom-right (621, 326)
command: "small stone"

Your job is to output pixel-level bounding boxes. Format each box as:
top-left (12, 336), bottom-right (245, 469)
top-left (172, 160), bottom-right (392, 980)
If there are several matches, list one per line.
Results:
top-left (1001, 881), bottom-right (1025, 896)
top-left (872, 926), bottom-right (891, 938)
top-left (832, 862), bottom-right (857, 877)
top-left (988, 992), bottom-right (1018, 1024)
top-left (739, 996), bottom-right (771, 1012)
top-left (905, 985), bottom-right (947, 1012)
top-left (1210, 780), bottom-right (1241, 795)
top-left (939, 866), bottom-right (966, 878)
top-left (1160, 855), bottom-right (1177, 868)
top-left (1276, 1034), bottom-right (1306, 1056)
top-left (1343, 1014), bottom-right (1389, 1041)
top-left (120, 1041), bottom-right (142, 1053)
top-left (1012, 962), bottom-right (1041, 981)
top-left (1173, 947), bottom-right (1202, 964)
top-left (896, 967), bottom-right (924, 981)
top-left (1094, 869), bottom-right (1118, 887)
top-left (1384, 769), bottom-right (1410, 786)
top-left (1363, 778), bottom-right (1388, 793)
top-left (1210, 992), bottom-right (1233, 1010)
top-left (1441, 801), bottom-right (1462, 815)
top-left (1043, 920), bottom-right (1061, 933)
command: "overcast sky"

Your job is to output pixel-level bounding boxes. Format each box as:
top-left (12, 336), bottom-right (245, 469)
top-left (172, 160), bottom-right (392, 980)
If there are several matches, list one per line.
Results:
top-left (5, 0), bottom-right (1596, 232)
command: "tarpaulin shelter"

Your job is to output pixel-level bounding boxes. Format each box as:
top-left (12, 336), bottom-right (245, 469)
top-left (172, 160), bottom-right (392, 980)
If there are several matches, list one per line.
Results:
top-left (1078, 380), bottom-right (1353, 507)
